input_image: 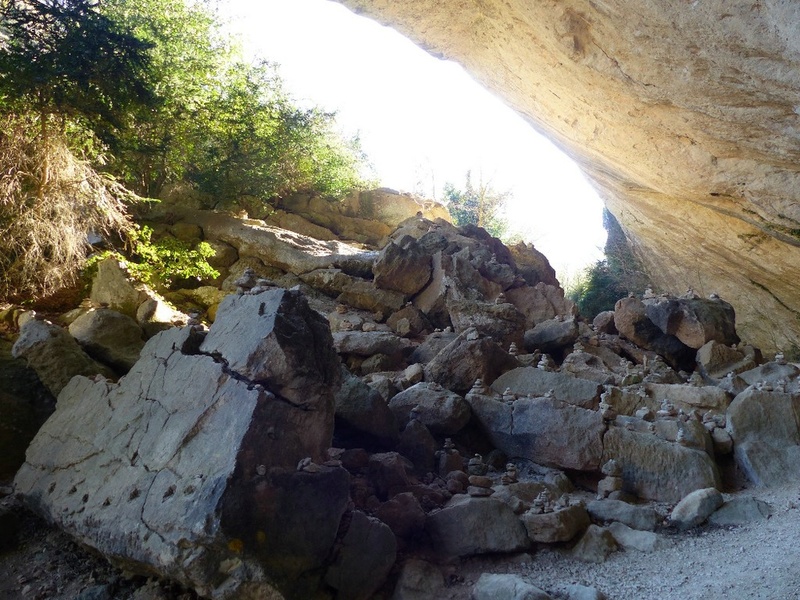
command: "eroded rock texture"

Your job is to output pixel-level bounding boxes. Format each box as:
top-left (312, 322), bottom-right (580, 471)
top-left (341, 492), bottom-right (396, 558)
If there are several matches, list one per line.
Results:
top-left (338, 0), bottom-right (800, 351)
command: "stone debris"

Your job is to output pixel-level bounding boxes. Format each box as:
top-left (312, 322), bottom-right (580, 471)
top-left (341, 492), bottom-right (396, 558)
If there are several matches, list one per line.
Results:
top-left (7, 205), bottom-right (793, 599)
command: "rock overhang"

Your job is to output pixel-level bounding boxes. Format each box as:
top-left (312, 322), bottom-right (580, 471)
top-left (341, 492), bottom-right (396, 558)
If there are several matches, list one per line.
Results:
top-left (336, 0), bottom-right (800, 352)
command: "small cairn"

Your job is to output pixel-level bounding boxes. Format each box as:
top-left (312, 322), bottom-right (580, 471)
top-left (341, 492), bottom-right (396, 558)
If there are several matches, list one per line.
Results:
top-left (500, 462), bottom-right (519, 485)
top-left (597, 459), bottom-right (623, 499)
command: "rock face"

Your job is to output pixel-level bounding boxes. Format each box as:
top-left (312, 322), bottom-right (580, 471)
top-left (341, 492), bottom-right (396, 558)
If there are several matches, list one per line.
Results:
top-left (726, 388), bottom-right (800, 487)
top-left (13, 290), bottom-right (371, 599)
top-left (337, 0), bottom-right (800, 352)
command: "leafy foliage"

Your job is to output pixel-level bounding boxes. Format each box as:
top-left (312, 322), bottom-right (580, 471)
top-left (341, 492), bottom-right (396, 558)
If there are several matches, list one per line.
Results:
top-left (443, 171), bottom-right (509, 239)
top-left (101, 0), bottom-right (372, 203)
top-left (185, 60), bottom-right (370, 206)
top-left (567, 210), bottom-right (650, 319)
top-left (124, 226), bottom-right (218, 288)
top-left (0, 0), bottom-right (156, 140)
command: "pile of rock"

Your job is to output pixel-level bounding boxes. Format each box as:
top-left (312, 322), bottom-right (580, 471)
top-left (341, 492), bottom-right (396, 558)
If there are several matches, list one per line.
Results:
top-left (6, 211), bottom-right (797, 599)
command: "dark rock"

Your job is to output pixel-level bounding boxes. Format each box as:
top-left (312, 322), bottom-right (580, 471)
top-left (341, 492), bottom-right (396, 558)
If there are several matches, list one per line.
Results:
top-left (12, 319), bottom-right (114, 397)
top-left (324, 511), bottom-right (397, 600)
top-left (368, 452), bottom-right (415, 499)
top-left (334, 368), bottom-right (399, 449)
top-left (466, 394), bottom-right (605, 471)
top-left (373, 238), bottom-right (432, 295)
top-left (644, 296), bottom-right (739, 350)
top-left (68, 308), bottom-right (144, 372)
top-left (374, 491), bottom-right (427, 539)
top-left (397, 419), bottom-right (437, 473)
top-left (426, 495), bottom-right (530, 556)
top-left (523, 317), bottom-right (579, 353)
top-left (613, 297), bottom-right (696, 370)
top-left (424, 329), bottom-right (519, 395)
top-left (389, 382), bottom-right (472, 435)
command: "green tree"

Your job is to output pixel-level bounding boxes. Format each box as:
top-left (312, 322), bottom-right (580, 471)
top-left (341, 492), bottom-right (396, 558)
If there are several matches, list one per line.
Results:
top-left (0, 0), bottom-right (155, 143)
top-left (186, 60), bottom-right (369, 206)
top-left (443, 170), bottom-right (509, 239)
top-left (567, 209), bottom-right (650, 318)
top-left (100, 0), bottom-right (372, 202)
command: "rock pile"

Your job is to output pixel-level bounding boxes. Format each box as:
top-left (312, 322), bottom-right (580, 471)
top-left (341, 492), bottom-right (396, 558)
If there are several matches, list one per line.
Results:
top-left (8, 212), bottom-right (797, 599)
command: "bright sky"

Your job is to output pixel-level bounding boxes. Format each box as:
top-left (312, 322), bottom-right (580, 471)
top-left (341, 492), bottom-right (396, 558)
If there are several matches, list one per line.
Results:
top-left (223, 0), bottom-right (607, 279)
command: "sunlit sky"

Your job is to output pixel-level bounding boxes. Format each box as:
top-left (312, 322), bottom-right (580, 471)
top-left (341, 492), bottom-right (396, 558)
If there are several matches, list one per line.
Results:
top-left (223, 0), bottom-right (607, 278)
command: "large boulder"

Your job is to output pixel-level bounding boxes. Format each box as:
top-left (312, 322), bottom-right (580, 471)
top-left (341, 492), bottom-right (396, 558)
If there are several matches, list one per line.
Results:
top-left (68, 308), bottom-right (145, 372)
top-left (726, 388), bottom-right (800, 487)
top-left (426, 495), bottom-right (530, 557)
top-left (467, 394), bottom-right (605, 471)
top-left (323, 511), bottom-right (397, 600)
top-left (334, 368), bottom-right (399, 448)
top-left (11, 319), bottom-right (114, 397)
top-left (447, 300), bottom-right (525, 346)
top-left (424, 329), bottom-right (519, 395)
top-left (373, 237), bottom-right (432, 295)
top-left (613, 297), bottom-right (695, 371)
top-left (388, 382), bottom-right (472, 435)
top-left (506, 283), bottom-right (575, 329)
top-left (520, 504), bottom-right (590, 543)
top-left (643, 296), bottom-right (739, 350)
top-left (601, 426), bottom-right (720, 503)
top-left (669, 487), bottom-right (724, 530)
top-left (490, 367), bottom-right (602, 410)
top-left (14, 289), bottom-right (355, 599)
top-left (523, 317), bottom-right (580, 353)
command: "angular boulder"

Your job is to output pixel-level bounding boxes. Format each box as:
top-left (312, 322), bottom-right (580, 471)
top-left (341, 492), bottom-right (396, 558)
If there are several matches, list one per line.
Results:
top-left (68, 308), bottom-right (144, 372)
top-left (490, 367), bottom-right (601, 410)
top-left (11, 319), bottom-right (114, 397)
top-left (424, 330), bottom-right (519, 395)
top-left (613, 297), bottom-right (695, 371)
top-left (388, 382), bottom-right (471, 435)
top-left (323, 511), bottom-right (397, 600)
top-left (15, 289), bottom-right (353, 599)
top-left (334, 368), bottom-right (399, 448)
top-left (467, 395), bottom-right (605, 471)
top-left (523, 317), bottom-right (579, 353)
top-left (373, 237), bottom-right (432, 295)
top-left (601, 426), bottom-right (720, 503)
top-left (726, 388), bottom-right (800, 487)
top-left (426, 495), bottom-right (530, 557)
top-left (520, 504), bottom-right (590, 543)
top-left (644, 296), bottom-right (739, 350)
top-left (669, 487), bottom-right (724, 530)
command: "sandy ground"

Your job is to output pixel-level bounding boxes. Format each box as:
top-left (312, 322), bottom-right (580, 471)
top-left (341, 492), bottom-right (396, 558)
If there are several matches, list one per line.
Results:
top-left (1, 483), bottom-right (798, 600)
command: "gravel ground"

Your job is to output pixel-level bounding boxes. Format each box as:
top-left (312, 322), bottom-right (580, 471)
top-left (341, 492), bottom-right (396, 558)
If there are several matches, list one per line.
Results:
top-left (443, 485), bottom-right (800, 600)
top-left (1, 485), bottom-right (799, 599)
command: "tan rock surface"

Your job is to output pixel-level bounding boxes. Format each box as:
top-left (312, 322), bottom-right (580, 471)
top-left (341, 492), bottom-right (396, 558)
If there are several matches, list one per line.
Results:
top-left (338, 0), bottom-right (800, 351)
